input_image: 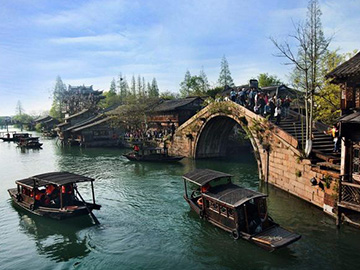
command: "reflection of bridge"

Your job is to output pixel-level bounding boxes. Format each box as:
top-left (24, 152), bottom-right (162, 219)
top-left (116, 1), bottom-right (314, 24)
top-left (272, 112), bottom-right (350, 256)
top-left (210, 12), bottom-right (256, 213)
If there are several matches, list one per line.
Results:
top-left (169, 101), bottom-right (340, 215)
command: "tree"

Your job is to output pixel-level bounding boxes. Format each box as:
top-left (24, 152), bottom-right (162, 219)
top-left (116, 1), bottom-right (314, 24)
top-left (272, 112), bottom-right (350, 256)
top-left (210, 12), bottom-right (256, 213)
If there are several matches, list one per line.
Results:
top-left (180, 70), bottom-right (192, 97)
top-left (257, 73), bottom-right (283, 87)
top-left (314, 50), bottom-right (358, 124)
top-left (270, 0), bottom-right (330, 153)
top-left (49, 76), bottom-right (67, 120)
top-left (109, 78), bottom-right (117, 94)
top-left (142, 77), bottom-right (146, 96)
top-left (149, 78), bottom-right (159, 98)
top-left (179, 70), bottom-right (209, 97)
top-left (15, 100), bottom-right (24, 115)
top-left (130, 75), bottom-right (136, 96)
top-left (199, 68), bottom-right (210, 93)
top-left (218, 55), bottom-right (235, 87)
top-left (160, 91), bottom-right (177, 100)
top-left (118, 73), bottom-right (129, 101)
top-left (137, 75), bottom-right (143, 97)
top-left (99, 78), bottom-right (120, 109)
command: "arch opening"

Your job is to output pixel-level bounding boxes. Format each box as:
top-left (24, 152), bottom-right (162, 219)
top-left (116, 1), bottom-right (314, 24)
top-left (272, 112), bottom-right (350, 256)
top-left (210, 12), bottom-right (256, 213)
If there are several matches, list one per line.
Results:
top-left (195, 116), bottom-right (253, 159)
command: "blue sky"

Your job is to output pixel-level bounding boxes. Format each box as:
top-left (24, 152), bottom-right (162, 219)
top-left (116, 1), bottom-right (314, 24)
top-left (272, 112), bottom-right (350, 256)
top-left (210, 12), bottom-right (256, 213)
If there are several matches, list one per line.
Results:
top-left (0, 0), bottom-right (359, 115)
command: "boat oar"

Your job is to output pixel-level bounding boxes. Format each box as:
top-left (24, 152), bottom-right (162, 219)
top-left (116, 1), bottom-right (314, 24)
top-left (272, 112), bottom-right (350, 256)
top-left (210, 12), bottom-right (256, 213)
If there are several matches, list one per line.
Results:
top-left (74, 187), bottom-right (100, 225)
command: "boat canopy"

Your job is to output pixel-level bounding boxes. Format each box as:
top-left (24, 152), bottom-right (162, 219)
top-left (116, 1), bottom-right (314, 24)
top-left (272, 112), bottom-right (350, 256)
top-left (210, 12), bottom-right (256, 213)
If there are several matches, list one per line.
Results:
top-left (203, 183), bottom-right (267, 208)
top-left (183, 169), bottom-right (232, 187)
top-left (15, 172), bottom-right (95, 189)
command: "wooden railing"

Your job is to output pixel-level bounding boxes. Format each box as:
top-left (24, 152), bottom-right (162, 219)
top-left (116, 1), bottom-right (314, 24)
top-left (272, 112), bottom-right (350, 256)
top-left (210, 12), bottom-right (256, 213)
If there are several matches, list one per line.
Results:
top-left (339, 180), bottom-right (360, 212)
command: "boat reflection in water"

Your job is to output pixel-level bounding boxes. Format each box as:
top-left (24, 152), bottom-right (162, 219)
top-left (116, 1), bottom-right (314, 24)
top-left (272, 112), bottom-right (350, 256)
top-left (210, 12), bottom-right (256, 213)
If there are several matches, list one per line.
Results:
top-left (15, 208), bottom-right (92, 262)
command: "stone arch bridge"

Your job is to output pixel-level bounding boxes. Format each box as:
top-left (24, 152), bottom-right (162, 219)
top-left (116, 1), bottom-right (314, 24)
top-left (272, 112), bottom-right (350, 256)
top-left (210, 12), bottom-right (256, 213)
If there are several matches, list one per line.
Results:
top-left (169, 101), bottom-right (339, 215)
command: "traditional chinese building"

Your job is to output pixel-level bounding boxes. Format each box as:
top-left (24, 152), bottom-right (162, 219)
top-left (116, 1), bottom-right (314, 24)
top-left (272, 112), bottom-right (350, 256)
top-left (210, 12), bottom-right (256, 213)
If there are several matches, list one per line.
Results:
top-left (62, 85), bottom-right (104, 116)
top-left (326, 51), bottom-right (360, 227)
top-left (147, 97), bottom-right (204, 130)
top-left (35, 115), bottom-right (58, 132)
top-left (57, 107), bottom-right (123, 147)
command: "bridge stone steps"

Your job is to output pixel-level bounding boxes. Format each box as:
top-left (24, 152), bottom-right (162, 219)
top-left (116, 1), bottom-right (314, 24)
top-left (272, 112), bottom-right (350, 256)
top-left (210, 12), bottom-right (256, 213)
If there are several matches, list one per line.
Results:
top-left (270, 112), bottom-right (341, 170)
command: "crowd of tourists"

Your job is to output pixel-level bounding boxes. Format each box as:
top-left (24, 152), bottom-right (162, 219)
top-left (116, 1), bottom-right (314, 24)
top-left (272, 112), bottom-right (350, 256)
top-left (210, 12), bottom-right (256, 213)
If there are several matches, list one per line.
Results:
top-left (124, 123), bottom-right (176, 141)
top-left (219, 87), bottom-right (292, 125)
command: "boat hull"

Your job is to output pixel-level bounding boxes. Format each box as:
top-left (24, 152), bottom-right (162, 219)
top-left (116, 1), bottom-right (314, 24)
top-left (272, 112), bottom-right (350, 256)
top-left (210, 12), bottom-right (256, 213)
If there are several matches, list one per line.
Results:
top-left (8, 188), bottom-right (100, 220)
top-left (185, 196), bottom-right (300, 251)
top-left (123, 153), bottom-right (184, 162)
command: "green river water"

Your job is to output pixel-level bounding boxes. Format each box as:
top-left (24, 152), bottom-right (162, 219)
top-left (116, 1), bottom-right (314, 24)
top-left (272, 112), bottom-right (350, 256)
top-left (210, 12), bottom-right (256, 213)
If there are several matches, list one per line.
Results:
top-left (0, 128), bottom-right (359, 270)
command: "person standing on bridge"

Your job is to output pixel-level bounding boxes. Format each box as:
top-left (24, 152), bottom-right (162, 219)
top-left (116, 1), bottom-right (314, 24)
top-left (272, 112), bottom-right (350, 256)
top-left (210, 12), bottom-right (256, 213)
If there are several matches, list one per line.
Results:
top-left (275, 105), bottom-right (282, 125)
top-left (282, 96), bottom-right (292, 118)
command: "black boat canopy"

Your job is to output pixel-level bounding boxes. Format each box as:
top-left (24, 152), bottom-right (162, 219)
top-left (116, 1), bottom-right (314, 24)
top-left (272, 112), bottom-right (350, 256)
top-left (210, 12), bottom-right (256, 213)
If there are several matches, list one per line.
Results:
top-left (15, 172), bottom-right (95, 189)
top-left (183, 169), bottom-right (232, 187)
top-left (203, 183), bottom-right (267, 208)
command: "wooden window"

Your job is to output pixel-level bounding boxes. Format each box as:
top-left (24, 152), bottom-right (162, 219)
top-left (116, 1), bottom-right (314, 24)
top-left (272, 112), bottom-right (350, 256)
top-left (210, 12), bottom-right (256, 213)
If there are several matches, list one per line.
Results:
top-left (209, 201), bottom-right (219, 213)
top-left (220, 206), bottom-right (227, 217)
top-left (356, 88), bottom-right (360, 108)
top-left (228, 208), bottom-right (235, 220)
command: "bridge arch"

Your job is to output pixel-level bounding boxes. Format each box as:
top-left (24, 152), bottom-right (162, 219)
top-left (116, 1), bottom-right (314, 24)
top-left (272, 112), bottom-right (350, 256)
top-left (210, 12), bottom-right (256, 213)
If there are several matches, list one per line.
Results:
top-left (193, 112), bottom-right (264, 179)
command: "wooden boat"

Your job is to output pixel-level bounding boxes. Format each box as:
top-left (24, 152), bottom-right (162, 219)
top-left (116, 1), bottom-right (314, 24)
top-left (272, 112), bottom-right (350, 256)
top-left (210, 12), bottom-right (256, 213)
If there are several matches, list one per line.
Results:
top-left (123, 147), bottom-right (184, 162)
top-left (182, 169), bottom-right (301, 251)
top-left (0, 132), bottom-right (31, 142)
top-left (17, 137), bottom-right (43, 148)
top-left (8, 172), bottom-right (101, 223)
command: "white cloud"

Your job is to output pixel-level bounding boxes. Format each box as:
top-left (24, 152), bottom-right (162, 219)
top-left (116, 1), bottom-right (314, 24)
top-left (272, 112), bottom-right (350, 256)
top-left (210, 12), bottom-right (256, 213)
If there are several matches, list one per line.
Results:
top-left (50, 34), bottom-right (132, 47)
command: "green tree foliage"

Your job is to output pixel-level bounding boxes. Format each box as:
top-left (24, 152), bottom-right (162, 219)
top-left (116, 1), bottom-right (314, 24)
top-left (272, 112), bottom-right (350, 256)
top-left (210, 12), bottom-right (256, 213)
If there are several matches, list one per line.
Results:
top-left (118, 73), bottom-right (129, 101)
top-left (179, 69), bottom-right (210, 97)
top-left (257, 73), bottom-right (283, 87)
top-left (149, 78), bottom-right (159, 97)
top-left (199, 68), bottom-right (210, 93)
top-left (314, 50), bottom-right (358, 124)
top-left (131, 75), bottom-right (136, 96)
top-left (137, 75), bottom-right (143, 97)
top-left (99, 78), bottom-right (121, 109)
top-left (180, 70), bottom-right (192, 97)
top-left (100, 74), bottom-right (161, 109)
top-left (49, 76), bottom-right (66, 120)
top-left (160, 91), bottom-right (178, 100)
top-left (13, 101), bottom-right (34, 129)
top-left (218, 55), bottom-right (235, 87)
top-left (109, 78), bottom-right (117, 94)
top-left (206, 87), bottom-right (224, 98)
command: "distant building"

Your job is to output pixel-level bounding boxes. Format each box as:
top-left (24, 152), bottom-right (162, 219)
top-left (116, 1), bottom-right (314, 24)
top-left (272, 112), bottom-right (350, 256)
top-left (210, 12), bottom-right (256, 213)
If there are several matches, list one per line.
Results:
top-left (34, 115), bottom-right (58, 131)
top-left (147, 97), bottom-right (204, 130)
top-left (62, 85), bottom-right (104, 116)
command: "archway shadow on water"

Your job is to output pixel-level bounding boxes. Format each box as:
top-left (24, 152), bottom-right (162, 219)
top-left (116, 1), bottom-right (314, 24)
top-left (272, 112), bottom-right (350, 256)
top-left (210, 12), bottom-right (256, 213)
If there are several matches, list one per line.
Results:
top-left (12, 201), bottom-right (93, 262)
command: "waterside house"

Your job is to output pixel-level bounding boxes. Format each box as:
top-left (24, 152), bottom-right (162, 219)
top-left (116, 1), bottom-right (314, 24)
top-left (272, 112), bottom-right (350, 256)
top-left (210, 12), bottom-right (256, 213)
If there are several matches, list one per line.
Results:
top-left (147, 97), bottom-right (204, 131)
top-left (57, 107), bottom-right (123, 147)
top-left (35, 115), bottom-right (59, 132)
top-left (326, 51), bottom-right (360, 227)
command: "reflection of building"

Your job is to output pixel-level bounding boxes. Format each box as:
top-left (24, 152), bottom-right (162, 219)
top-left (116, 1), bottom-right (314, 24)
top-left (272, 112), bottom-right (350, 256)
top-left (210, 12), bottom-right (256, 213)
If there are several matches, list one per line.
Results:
top-left (62, 85), bottom-right (104, 116)
top-left (147, 97), bottom-right (204, 130)
top-left (326, 52), bottom-right (360, 227)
